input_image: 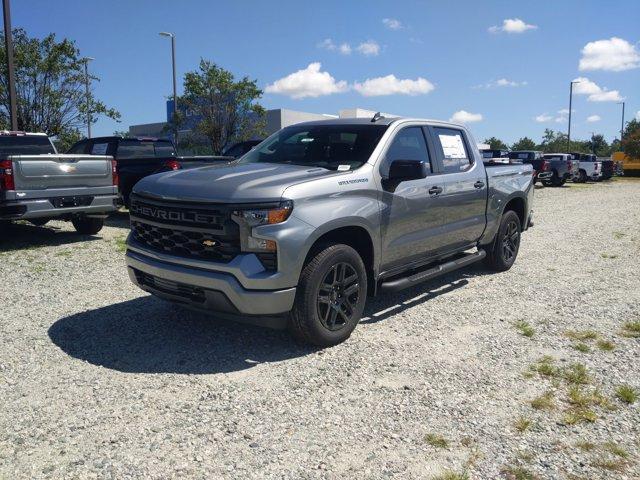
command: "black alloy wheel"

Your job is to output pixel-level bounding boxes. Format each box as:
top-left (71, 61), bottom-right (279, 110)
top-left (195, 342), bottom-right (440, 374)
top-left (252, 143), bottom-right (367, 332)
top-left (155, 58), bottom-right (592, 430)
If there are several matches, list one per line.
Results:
top-left (316, 262), bottom-right (360, 331)
top-left (502, 219), bottom-right (520, 263)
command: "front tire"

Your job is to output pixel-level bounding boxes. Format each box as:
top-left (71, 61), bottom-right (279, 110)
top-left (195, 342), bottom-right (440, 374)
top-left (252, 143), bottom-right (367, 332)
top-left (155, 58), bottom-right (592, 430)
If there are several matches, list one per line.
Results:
top-left (72, 217), bottom-right (104, 235)
top-left (486, 210), bottom-right (521, 272)
top-left (289, 244), bottom-right (367, 347)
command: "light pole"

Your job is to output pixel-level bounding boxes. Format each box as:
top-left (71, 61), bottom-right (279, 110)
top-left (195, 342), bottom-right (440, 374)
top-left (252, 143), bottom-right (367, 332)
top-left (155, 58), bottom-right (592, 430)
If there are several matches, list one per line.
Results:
top-left (159, 32), bottom-right (178, 146)
top-left (2, 0), bottom-right (18, 130)
top-left (617, 101), bottom-right (625, 143)
top-left (81, 57), bottom-right (94, 138)
top-left (567, 80), bottom-right (580, 153)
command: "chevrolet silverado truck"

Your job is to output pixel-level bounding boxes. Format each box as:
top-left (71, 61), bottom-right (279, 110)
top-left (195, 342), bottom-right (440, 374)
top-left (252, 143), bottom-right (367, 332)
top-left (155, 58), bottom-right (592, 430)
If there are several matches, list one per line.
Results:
top-left (125, 117), bottom-right (534, 346)
top-left (542, 153), bottom-right (579, 186)
top-left (67, 136), bottom-right (232, 207)
top-left (0, 131), bottom-right (118, 234)
top-left (571, 153), bottom-right (602, 183)
top-left (508, 151), bottom-right (552, 185)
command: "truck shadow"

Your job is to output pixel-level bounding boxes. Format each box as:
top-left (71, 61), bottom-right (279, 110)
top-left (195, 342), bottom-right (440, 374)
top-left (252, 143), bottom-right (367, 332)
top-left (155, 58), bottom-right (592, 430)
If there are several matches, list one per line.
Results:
top-left (104, 210), bottom-right (131, 229)
top-left (48, 264), bottom-right (489, 375)
top-left (0, 221), bottom-right (100, 252)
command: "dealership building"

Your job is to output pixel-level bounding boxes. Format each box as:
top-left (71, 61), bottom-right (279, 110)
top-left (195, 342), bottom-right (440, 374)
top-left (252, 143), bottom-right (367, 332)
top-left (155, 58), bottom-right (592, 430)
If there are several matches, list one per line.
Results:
top-left (128, 103), bottom-right (396, 138)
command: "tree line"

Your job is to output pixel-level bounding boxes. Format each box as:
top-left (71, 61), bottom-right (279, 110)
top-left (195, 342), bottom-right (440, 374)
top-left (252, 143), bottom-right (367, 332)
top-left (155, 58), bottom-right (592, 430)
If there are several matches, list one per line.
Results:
top-left (2, 29), bottom-right (639, 158)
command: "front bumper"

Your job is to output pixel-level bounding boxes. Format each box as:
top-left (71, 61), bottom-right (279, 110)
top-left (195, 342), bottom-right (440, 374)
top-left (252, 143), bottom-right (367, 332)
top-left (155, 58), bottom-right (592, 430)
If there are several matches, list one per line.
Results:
top-left (0, 194), bottom-right (118, 220)
top-left (126, 249), bottom-right (297, 316)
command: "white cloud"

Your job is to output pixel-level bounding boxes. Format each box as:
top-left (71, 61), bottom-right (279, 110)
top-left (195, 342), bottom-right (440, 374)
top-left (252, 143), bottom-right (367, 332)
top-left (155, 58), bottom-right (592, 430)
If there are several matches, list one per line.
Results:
top-left (579, 37), bottom-right (640, 72)
top-left (382, 18), bottom-right (403, 30)
top-left (317, 38), bottom-right (351, 55)
top-left (586, 115), bottom-right (601, 123)
top-left (555, 109), bottom-right (570, 123)
top-left (535, 114), bottom-right (553, 123)
top-left (353, 74), bottom-right (434, 97)
top-left (636, 111), bottom-right (640, 121)
top-left (265, 63), bottom-right (348, 99)
top-left (489, 18), bottom-right (537, 34)
top-left (338, 43), bottom-right (352, 55)
top-left (474, 78), bottom-right (528, 88)
top-left (572, 77), bottom-right (623, 102)
top-left (356, 40), bottom-right (380, 57)
top-left (450, 110), bottom-right (483, 123)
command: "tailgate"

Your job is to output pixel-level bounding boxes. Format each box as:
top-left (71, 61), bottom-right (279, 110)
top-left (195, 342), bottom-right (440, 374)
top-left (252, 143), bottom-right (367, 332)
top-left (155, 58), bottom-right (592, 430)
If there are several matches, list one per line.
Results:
top-left (10, 154), bottom-right (113, 190)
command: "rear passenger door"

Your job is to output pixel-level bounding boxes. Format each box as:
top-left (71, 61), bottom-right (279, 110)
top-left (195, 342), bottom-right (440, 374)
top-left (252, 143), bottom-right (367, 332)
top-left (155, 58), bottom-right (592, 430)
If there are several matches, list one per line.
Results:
top-left (427, 126), bottom-right (487, 252)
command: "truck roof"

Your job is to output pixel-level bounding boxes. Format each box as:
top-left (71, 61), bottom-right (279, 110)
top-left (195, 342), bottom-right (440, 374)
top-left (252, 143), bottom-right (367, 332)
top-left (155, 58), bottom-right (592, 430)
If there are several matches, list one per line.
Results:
top-left (0, 130), bottom-right (48, 137)
top-left (289, 117), bottom-right (467, 129)
top-left (81, 135), bottom-right (173, 142)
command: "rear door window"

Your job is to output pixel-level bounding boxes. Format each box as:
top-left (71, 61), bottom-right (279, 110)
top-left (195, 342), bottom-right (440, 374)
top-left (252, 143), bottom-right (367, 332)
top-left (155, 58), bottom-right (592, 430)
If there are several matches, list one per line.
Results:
top-left (432, 128), bottom-right (472, 173)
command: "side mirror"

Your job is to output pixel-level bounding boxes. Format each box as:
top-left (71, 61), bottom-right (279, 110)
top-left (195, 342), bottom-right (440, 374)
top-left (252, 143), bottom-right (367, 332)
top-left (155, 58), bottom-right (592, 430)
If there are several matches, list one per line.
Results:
top-left (387, 159), bottom-right (429, 181)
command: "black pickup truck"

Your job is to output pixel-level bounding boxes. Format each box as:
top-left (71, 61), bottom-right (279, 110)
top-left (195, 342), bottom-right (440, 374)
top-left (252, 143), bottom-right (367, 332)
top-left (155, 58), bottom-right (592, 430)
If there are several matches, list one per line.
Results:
top-left (68, 136), bottom-right (231, 206)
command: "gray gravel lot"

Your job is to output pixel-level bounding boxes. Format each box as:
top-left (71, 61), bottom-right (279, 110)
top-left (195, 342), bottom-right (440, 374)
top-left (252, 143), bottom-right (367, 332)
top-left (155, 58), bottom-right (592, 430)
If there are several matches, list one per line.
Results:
top-left (1, 179), bottom-right (639, 479)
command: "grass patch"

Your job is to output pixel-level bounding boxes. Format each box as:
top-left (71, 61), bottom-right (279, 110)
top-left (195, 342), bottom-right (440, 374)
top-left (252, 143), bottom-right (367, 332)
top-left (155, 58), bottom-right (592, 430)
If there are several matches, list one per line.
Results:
top-left (55, 250), bottom-right (73, 257)
top-left (567, 386), bottom-right (609, 408)
top-left (562, 363), bottom-right (591, 385)
top-left (563, 407), bottom-right (598, 425)
top-left (575, 440), bottom-right (596, 452)
top-left (596, 340), bottom-right (615, 351)
top-left (514, 416), bottom-right (532, 433)
top-left (612, 232), bottom-right (626, 239)
top-left (514, 320), bottom-right (535, 338)
top-left (114, 237), bottom-right (127, 253)
top-left (600, 253), bottom-right (618, 259)
top-left (603, 442), bottom-right (629, 458)
top-left (529, 356), bottom-right (559, 378)
top-left (621, 321), bottom-right (640, 338)
top-left (564, 330), bottom-right (598, 341)
top-left (500, 465), bottom-right (538, 480)
top-left (572, 343), bottom-right (591, 353)
top-left (433, 470), bottom-right (469, 480)
top-left (615, 384), bottom-right (638, 404)
top-left (530, 391), bottom-right (555, 411)
top-left (424, 433), bottom-right (449, 448)
top-left (591, 457), bottom-right (627, 472)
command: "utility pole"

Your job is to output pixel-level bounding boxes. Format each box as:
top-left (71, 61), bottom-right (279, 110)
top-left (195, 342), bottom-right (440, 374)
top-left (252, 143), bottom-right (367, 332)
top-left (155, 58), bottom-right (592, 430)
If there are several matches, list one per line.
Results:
top-left (82, 57), bottom-right (94, 138)
top-left (567, 80), bottom-right (580, 153)
top-left (618, 101), bottom-right (625, 142)
top-left (2, 0), bottom-right (18, 130)
top-left (159, 32), bottom-right (178, 146)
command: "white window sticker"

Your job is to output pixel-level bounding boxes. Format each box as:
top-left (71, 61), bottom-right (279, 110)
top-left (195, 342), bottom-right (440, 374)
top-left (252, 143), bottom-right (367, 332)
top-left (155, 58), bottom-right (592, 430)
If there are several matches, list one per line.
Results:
top-left (518, 153), bottom-right (528, 159)
top-left (337, 164), bottom-right (351, 171)
top-left (91, 143), bottom-right (108, 155)
top-left (439, 134), bottom-right (466, 159)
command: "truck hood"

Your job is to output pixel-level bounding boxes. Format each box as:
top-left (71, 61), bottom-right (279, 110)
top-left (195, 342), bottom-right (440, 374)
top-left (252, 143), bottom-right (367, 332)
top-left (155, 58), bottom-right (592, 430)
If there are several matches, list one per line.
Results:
top-left (132, 161), bottom-right (333, 203)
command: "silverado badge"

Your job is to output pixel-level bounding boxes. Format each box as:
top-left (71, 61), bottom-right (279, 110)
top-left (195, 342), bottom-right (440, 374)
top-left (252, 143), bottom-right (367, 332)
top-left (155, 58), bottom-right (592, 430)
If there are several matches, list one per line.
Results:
top-left (202, 239), bottom-right (218, 247)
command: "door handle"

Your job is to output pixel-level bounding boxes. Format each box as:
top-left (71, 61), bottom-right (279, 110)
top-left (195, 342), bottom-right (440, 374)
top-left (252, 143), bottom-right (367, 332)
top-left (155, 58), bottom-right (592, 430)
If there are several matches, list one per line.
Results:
top-left (428, 186), bottom-right (443, 195)
top-left (474, 180), bottom-right (485, 189)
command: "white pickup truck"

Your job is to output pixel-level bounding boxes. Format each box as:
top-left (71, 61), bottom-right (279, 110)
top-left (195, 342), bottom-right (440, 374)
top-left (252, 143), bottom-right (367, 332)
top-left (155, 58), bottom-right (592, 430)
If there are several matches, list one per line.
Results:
top-left (571, 153), bottom-right (602, 183)
top-left (0, 131), bottom-right (118, 234)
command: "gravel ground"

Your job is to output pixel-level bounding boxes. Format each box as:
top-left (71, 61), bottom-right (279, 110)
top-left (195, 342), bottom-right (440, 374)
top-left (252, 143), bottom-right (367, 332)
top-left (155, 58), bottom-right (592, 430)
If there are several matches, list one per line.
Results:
top-left (1, 179), bottom-right (639, 480)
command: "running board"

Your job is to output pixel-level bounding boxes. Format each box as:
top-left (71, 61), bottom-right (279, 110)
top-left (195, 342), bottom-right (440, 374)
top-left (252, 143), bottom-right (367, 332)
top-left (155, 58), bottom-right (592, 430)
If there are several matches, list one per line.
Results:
top-left (378, 250), bottom-right (486, 294)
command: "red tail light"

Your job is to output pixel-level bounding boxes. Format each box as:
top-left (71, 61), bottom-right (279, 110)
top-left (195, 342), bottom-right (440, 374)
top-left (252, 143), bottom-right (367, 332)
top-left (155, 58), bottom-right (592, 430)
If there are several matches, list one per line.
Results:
top-left (567, 160), bottom-right (572, 170)
top-left (541, 160), bottom-right (549, 171)
top-left (111, 159), bottom-right (119, 186)
top-left (0, 159), bottom-right (15, 190)
top-left (165, 159), bottom-right (181, 171)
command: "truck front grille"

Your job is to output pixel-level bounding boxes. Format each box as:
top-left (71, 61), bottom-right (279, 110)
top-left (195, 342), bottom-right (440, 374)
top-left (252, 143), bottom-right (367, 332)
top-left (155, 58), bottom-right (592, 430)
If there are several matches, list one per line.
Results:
top-left (131, 220), bottom-right (240, 263)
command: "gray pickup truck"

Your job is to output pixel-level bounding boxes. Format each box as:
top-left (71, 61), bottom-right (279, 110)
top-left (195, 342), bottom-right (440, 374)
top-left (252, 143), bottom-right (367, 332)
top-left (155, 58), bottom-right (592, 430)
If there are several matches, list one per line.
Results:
top-left (126, 117), bottom-right (534, 346)
top-left (0, 132), bottom-right (118, 234)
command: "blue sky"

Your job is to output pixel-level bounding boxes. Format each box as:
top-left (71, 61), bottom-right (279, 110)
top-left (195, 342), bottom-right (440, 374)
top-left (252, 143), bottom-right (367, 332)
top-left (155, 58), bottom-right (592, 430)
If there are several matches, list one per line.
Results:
top-left (17, 0), bottom-right (640, 144)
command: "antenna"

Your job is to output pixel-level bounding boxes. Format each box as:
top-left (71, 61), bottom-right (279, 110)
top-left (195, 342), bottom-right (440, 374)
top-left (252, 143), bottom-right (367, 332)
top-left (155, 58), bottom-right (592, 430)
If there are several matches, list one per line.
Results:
top-left (371, 111), bottom-right (384, 123)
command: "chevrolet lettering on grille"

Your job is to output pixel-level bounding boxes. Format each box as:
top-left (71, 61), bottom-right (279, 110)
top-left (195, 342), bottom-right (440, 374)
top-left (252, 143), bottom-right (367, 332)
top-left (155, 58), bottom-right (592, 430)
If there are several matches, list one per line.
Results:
top-left (131, 203), bottom-right (219, 225)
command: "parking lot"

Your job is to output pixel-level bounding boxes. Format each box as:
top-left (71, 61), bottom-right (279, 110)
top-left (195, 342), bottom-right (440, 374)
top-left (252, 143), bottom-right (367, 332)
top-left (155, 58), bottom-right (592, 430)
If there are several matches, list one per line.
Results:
top-left (1, 179), bottom-right (639, 479)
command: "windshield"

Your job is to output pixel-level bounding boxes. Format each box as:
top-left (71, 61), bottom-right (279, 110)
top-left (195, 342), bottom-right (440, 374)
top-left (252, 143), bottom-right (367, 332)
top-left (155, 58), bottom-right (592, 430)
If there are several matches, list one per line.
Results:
top-left (0, 136), bottom-right (56, 156)
top-left (238, 124), bottom-right (388, 170)
top-left (117, 139), bottom-right (176, 158)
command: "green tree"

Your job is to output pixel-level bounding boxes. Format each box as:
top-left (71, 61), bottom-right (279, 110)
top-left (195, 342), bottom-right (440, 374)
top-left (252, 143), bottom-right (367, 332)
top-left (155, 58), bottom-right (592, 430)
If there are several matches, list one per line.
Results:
top-left (483, 137), bottom-right (508, 150)
top-left (588, 134), bottom-right (609, 156)
top-left (52, 129), bottom-right (82, 152)
top-left (176, 59), bottom-right (265, 154)
top-left (0, 28), bottom-right (120, 139)
top-left (511, 137), bottom-right (537, 151)
top-left (621, 119), bottom-right (640, 158)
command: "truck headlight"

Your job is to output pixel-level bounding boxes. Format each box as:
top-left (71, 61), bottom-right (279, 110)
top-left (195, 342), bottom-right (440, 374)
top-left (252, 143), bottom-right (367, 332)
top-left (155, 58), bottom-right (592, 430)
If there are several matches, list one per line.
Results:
top-left (232, 200), bottom-right (293, 254)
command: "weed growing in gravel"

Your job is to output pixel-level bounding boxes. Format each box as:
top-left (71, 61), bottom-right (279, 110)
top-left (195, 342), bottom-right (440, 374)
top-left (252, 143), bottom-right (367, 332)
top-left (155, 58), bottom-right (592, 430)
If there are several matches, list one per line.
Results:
top-left (562, 363), bottom-right (591, 385)
top-left (564, 330), bottom-right (598, 341)
top-left (530, 391), bottom-right (555, 411)
top-left (529, 356), bottom-right (559, 378)
top-left (55, 250), bottom-right (73, 257)
top-left (600, 253), bottom-right (618, 259)
top-left (572, 343), bottom-right (591, 353)
top-left (114, 237), bottom-right (127, 253)
top-left (514, 320), bottom-right (535, 338)
top-left (567, 386), bottom-right (609, 408)
top-left (596, 340), bottom-right (615, 351)
top-left (514, 416), bottom-right (532, 433)
top-left (621, 321), bottom-right (640, 338)
top-left (500, 464), bottom-right (538, 480)
top-left (433, 470), bottom-right (469, 480)
top-left (603, 442), bottom-right (629, 458)
top-left (615, 384), bottom-right (638, 404)
top-left (612, 232), bottom-right (626, 239)
top-left (575, 440), bottom-right (596, 452)
top-left (591, 457), bottom-right (627, 472)
top-left (563, 407), bottom-right (597, 425)
top-left (424, 433), bottom-right (449, 448)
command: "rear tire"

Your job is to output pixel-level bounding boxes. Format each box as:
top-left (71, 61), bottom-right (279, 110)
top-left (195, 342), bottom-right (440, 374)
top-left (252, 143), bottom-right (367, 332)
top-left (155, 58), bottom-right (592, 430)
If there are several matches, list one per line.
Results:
top-left (485, 210), bottom-right (521, 272)
top-left (72, 217), bottom-right (104, 235)
top-left (578, 170), bottom-right (587, 183)
top-left (289, 244), bottom-right (367, 347)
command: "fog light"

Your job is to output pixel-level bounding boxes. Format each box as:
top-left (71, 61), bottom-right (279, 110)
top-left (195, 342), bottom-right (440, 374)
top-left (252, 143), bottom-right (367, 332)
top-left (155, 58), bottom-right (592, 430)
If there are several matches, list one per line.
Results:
top-left (247, 237), bottom-right (277, 252)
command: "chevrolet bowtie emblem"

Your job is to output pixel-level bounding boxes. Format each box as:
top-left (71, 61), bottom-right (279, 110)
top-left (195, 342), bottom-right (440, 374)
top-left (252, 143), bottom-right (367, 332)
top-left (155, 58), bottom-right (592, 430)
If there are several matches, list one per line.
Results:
top-left (202, 239), bottom-right (218, 247)
top-left (60, 164), bottom-right (77, 173)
